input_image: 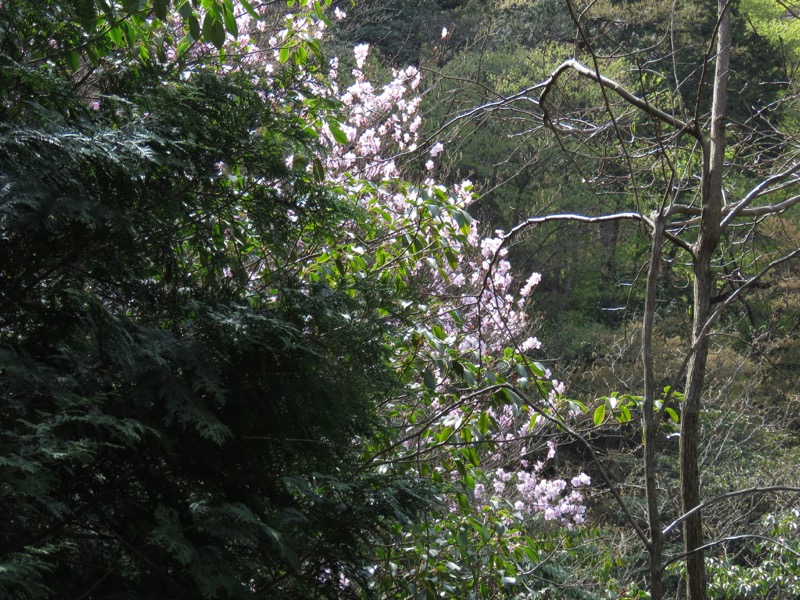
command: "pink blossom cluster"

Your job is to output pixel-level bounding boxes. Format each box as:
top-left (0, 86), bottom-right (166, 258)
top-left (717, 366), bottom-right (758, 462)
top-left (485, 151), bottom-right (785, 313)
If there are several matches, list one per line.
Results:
top-left (307, 42), bottom-right (548, 360)
top-left (472, 409), bottom-right (590, 528)
top-left (323, 42), bottom-right (428, 180)
top-left (419, 224), bottom-right (543, 356)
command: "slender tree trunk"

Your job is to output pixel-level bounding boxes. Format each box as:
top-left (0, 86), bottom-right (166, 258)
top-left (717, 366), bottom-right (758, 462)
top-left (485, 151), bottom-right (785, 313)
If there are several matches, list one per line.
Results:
top-left (643, 214), bottom-right (666, 598)
top-left (680, 2), bottom-right (730, 598)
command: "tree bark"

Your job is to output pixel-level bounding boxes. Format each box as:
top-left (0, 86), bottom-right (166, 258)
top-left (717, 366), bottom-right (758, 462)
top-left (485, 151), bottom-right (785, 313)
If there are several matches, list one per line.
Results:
top-left (680, 1), bottom-right (730, 598)
top-left (643, 213), bottom-right (666, 598)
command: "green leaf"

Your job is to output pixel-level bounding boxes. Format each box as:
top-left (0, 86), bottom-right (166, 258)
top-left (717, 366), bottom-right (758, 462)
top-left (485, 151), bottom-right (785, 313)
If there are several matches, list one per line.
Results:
top-left (528, 412), bottom-right (539, 430)
top-left (436, 426), bottom-right (454, 443)
top-left (188, 14), bottom-right (201, 40)
top-left (507, 388), bottom-right (524, 406)
top-left (593, 404), bottom-right (606, 426)
top-left (67, 50), bottom-right (80, 71)
top-left (478, 412), bottom-right (491, 435)
top-left (239, 0), bottom-right (260, 20)
top-left (177, 35), bottom-right (191, 55)
top-left (108, 25), bottom-right (123, 45)
top-left (457, 530), bottom-right (468, 551)
top-left (665, 407), bottom-right (680, 423)
top-left (463, 446), bottom-right (480, 466)
top-left (312, 157), bottom-right (325, 182)
top-left (153, 0), bottom-right (169, 20)
top-left (529, 361), bottom-right (547, 378)
top-left (211, 17), bottom-right (226, 47)
top-left (568, 398), bottom-right (587, 413)
top-left (328, 121), bottom-right (349, 144)
top-left (462, 368), bottom-right (476, 387)
top-left (178, 1), bottom-right (192, 19)
top-left (86, 45), bottom-right (100, 66)
top-left (445, 247), bottom-right (459, 270)
top-left (423, 369), bottom-right (437, 391)
top-left (222, 2), bottom-right (238, 37)
top-left (453, 210), bottom-right (472, 235)
top-left (122, 0), bottom-right (145, 13)
top-left (203, 13), bottom-right (226, 48)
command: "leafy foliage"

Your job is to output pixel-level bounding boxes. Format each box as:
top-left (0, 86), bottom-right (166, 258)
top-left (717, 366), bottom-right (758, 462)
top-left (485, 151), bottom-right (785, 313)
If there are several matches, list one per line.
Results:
top-left (0, 6), bottom-right (430, 598)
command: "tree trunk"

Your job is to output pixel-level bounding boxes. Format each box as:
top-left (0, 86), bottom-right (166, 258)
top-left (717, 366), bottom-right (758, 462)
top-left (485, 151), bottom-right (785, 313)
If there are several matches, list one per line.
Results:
top-left (643, 214), bottom-right (666, 598)
top-left (680, 1), bottom-right (730, 598)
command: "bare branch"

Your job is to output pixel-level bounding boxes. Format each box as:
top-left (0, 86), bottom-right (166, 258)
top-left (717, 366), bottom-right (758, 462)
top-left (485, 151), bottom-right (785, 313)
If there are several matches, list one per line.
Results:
top-left (663, 486), bottom-right (800, 537)
top-left (514, 211), bottom-right (650, 230)
top-left (721, 163), bottom-right (800, 227)
top-left (502, 210), bottom-right (695, 254)
top-left (540, 59), bottom-right (701, 139)
top-left (664, 533), bottom-right (800, 569)
top-left (669, 194), bottom-right (800, 220)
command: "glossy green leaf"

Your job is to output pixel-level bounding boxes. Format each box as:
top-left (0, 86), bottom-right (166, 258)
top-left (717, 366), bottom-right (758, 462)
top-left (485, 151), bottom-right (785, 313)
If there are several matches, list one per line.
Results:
top-left (462, 368), bottom-right (476, 386)
top-left (122, 0), bottom-right (144, 13)
top-left (239, 0), bottom-right (260, 20)
top-left (177, 1), bottom-right (192, 18)
top-left (67, 50), bottom-right (80, 71)
top-left (593, 404), bottom-right (606, 426)
top-left (278, 44), bottom-right (290, 62)
top-left (108, 25), bottom-right (123, 45)
top-left (478, 412), bottom-right (491, 435)
top-left (665, 407), bottom-right (680, 423)
top-left (529, 361), bottom-right (547, 378)
top-left (204, 14), bottom-right (226, 48)
top-left (312, 157), bottom-right (325, 182)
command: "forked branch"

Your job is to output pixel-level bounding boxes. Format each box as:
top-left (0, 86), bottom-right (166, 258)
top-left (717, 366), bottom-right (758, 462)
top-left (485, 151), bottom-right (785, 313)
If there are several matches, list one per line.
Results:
top-left (539, 59), bottom-right (702, 140)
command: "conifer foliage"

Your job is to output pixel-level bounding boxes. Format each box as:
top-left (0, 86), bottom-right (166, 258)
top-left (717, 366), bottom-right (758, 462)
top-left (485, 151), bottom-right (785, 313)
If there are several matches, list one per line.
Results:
top-left (0, 3), bottom-right (425, 598)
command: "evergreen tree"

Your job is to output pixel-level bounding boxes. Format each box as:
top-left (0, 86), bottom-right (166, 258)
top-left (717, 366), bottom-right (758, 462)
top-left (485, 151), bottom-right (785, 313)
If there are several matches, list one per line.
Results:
top-left (0, 3), bottom-right (427, 598)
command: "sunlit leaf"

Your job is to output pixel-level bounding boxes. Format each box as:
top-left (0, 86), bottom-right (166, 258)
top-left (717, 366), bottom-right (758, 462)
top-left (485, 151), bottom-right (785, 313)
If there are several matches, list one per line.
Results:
top-left (593, 404), bottom-right (606, 426)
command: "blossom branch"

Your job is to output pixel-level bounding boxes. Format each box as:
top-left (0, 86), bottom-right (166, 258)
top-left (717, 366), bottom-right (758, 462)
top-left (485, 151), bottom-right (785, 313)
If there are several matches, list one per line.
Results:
top-left (505, 383), bottom-right (652, 550)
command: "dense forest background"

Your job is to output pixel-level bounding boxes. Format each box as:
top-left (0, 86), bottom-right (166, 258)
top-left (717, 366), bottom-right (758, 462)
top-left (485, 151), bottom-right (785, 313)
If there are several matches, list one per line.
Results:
top-left (3, 0), bottom-right (800, 599)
